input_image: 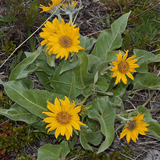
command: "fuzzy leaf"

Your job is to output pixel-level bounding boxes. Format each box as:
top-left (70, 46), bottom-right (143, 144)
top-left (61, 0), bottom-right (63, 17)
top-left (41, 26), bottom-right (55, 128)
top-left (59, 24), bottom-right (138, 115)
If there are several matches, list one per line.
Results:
top-left (45, 53), bottom-right (56, 67)
top-left (72, 51), bottom-right (94, 89)
top-left (0, 103), bottom-right (38, 124)
top-left (36, 60), bottom-right (54, 75)
top-left (80, 126), bottom-right (103, 151)
top-left (60, 58), bottom-right (81, 74)
top-left (9, 48), bottom-right (41, 80)
top-left (51, 61), bottom-right (79, 99)
top-left (134, 49), bottom-right (156, 73)
top-left (79, 35), bottom-right (96, 54)
top-left (35, 72), bottom-right (53, 91)
top-left (60, 141), bottom-right (70, 160)
top-left (91, 12), bottom-right (130, 57)
top-left (2, 80), bottom-right (63, 119)
top-left (133, 72), bottom-right (160, 90)
top-left (88, 97), bottom-right (116, 153)
top-left (37, 144), bottom-right (61, 160)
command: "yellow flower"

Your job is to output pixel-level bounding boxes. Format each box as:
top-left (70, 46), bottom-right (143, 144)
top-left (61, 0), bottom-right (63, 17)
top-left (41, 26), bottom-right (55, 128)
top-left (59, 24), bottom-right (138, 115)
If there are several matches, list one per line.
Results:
top-left (119, 113), bottom-right (149, 143)
top-left (110, 50), bottom-right (139, 84)
top-left (39, 17), bottom-right (84, 60)
top-left (42, 96), bottom-right (86, 140)
top-left (39, 0), bottom-right (62, 13)
top-left (62, 0), bottom-right (78, 8)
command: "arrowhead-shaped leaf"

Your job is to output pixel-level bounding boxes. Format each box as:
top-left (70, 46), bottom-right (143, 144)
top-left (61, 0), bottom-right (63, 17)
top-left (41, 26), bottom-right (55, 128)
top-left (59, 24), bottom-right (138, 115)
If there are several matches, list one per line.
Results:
top-left (0, 103), bottom-right (38, 124)
top-left (37, 144), bottom-right (61, 160)
top-left (133, 72), bottom-right (160, 90)
top-left (9, 49), bottom-right (41, 80)
top-left (51, 61), bottom-right (79, 99)
top-left (91, 12), bottom-right (130, 58)
top-left (72, 51), bottom-right (94, 89)
top-left (80, 126), bottom-right (102, 151)
top-left (2, 80), bottom-right (63, 119)
top-left (88, 97), bottom-right (116, 153)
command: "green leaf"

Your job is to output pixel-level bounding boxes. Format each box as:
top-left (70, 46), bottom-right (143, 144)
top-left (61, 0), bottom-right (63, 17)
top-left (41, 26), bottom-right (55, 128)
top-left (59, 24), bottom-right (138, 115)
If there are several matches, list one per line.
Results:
top-left (88, 97), bottom-right (116, 153)
top-left (112, 81), bottom-right (129, 97)
top-left (60, 58), bottom-right (81, 74)
top-left (0, 103), bottom-right (38, 124)
top-left (27, 0), bottom-right (38, 26)
top-left (60, 141), bottom-right (70, 160)
top-left (133, 49), bottom-right (156, 73)
top-left (91, 29), bottom-right (122, 57)
top-left (24, 51), bottom-right (32, 57)
top-left (28, 0), bottom-right (38, 16)
top-left (72, 51), bottom-right (94, 89)
top-left (91, 12), bottom-right (130, 57)
top-left (79, 35), bottom-right (96, 54)
top-left (51, 61), bottom-right (79, 99)
top-left (18, 78), bottom-right (34, 90)
top-left (45, 53), bottom-right (56, 67)
top-left (9, 49), bottom-right (41, 80)
top-left (133, 72), bottom-right (160, 90)
top-left (153, 54), bottom-right (160, 62)
top-left (82, 85), bottom-right (92, 98)
top-left (35, 72), bottom-right (53, 91)
top-left (137, 106), bottom-right (160, 139)
top-left (28, 29), bottom-right (36, 52)
top-left (37, 144), bottom-right (62, 160)
top-left (94, 71), bottom-right (99, 84)
top-left (95, 76), bottom-right (108, 91)
top-left (2, 80), bottom-right (63, 119)
top-left (80, 126), bottom-right (103, 151)
top-left (111, 11), bottom-right (131, 33)
top-left (87, 54), bottom-right (99, 71)
top-left (35, 60), bottom-right (54, 76)
top-left (109, 96), bottom-right (123, 108)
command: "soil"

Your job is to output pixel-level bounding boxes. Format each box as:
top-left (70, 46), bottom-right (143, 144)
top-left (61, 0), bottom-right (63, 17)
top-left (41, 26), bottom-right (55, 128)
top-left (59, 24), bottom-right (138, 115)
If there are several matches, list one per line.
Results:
top-left (0, 0), bottom-right (160, 159)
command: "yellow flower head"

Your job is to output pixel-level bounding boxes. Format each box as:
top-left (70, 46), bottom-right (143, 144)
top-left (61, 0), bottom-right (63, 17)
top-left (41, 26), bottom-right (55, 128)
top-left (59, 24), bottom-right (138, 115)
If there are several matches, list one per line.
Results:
top-left (62, 0), bottom-right (78, 8)
top-left (39, 0), bottom-right (62, 13)
top-left (119, 113), bottom-right (149, 143)
top-left (42, 96), bottom-right (86, 140)
top-left (39, 17), bottom-right (84, 60)
top-left (110, 50), bottom-right (139, 84)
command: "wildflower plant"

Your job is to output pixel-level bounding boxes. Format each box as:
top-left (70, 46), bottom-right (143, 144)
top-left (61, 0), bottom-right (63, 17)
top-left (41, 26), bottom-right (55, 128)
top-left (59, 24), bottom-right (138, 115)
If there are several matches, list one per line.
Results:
top-left (1, 0), bottom-right (160, 159)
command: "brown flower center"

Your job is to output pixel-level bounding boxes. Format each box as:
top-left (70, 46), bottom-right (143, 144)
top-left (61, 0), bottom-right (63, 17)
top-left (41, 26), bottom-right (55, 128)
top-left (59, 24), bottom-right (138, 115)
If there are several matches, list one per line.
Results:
top-left (118, 61), bottom-right (129, 73)
top-left (56, 111), bottom-right (71, 125)
top-left (59, 36), bottom-right (72, 48)
top-left (128, 121), bottom-right (136, 130)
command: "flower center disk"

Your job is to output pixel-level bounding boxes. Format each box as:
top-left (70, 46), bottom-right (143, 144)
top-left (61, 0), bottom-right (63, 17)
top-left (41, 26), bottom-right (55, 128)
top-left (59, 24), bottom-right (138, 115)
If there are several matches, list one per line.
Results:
top-left (128, 121), bottom-right (137, 130)
top-left (59, 36), bottom-right (72, 48)
top-left (118, 61), bottom-right (129, 73)
top-left (56, 111), bottom-right (71, 125)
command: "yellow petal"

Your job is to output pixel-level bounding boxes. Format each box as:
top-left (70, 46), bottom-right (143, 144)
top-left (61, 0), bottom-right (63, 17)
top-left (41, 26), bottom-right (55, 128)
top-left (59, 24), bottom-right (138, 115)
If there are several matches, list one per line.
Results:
top-left (70, 120), bottom-right (80, 130)
top-left (43, 117), bottom-right (56, 123)
top-left (42, 111), bottom-right (55, 117)
top-left (122, 50), bottom-right (128, 61)
top-left (60, 125), bottom-right (66, 136)
top-left (121, 73), bottom-right (127, 84)
top-left (55, 126), bottom-right (61, 138)
top-left (47, 122), bottom-right (59, 132)
top-left (66, 124), bottom-right (73, 137)
top-left (126, 71), bottom-right (134, 80)
top-left (65, 128), bottom-right (71, 140)
top-left (126, 131), bottom-right (131, 143)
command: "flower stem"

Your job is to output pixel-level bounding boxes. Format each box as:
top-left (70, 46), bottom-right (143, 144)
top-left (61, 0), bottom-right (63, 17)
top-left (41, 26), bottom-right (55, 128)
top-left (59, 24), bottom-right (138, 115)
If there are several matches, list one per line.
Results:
top-left (116, 115), bottom-right (128, 121)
